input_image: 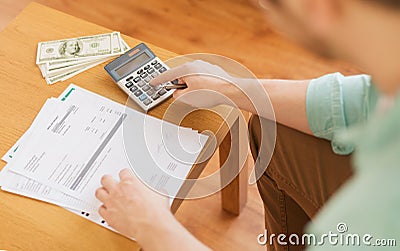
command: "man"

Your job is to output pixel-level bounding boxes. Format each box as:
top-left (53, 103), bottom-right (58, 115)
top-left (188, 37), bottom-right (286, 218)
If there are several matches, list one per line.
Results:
top-left (95, 0), bottom-right (400, 250)
top-left (58, 40), bottom-right (81, 57)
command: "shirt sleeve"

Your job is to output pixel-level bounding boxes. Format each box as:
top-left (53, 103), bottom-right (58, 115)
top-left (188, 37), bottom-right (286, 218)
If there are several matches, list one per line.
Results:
top-left (306, 73), bottom-right (378, 155)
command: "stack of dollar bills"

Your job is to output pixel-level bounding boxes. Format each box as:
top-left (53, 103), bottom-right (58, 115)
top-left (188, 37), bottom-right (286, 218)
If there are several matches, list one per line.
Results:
top-left (36, 32), bottom-right (130, 85)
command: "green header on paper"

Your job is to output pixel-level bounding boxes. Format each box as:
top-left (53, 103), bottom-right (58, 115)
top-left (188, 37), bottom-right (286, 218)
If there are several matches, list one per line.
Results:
top-left (61, 88), bottom-right (75, 101)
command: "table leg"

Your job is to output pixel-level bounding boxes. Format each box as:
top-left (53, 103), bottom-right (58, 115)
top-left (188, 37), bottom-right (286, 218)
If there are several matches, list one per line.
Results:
top-left (219, 116), bottom-right (248, 215)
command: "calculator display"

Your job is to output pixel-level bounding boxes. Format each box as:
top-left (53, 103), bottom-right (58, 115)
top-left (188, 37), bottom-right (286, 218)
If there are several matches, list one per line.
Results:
top-left (115, 53), bottom-right (150, 77)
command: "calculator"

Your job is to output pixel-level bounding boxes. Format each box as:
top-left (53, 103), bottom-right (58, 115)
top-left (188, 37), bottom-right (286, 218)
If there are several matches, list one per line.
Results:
top-left (104, 43), bottom-right (175, 111)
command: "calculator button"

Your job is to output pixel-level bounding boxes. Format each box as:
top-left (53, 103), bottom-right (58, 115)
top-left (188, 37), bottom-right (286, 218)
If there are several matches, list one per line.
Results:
top-left (130, 85), bottom-right (138, 92)
top-left (125, 81), bottom-right (134, 88)
top-left (147, 68), bottom-right (155, 74)
top-left (151, 72), bottom-right (159, 78)
top-left (151, 93), bottom-right (160, 100)
top-left (134, 90), bottom-right (143, 97)
top-left (126, 76), bottom-right (133, 82)
top-left (142, 85), bottom-right (151, 92)
top-left (133, 76), bottom-right (141, 83)
top-left (143, 77), bottom-right (152, 83)
top-left (137, 69), bottom-right (144, 75)
top-left (171, 79), bottom-right (179, 85)
top-left (144, 65), bottom-right (150, 70)
top-left (154, 84), bottom-right (162, 90)
top-left (158, 88), bottom-right (167, 96)
top-left (154, 63), bottom-right (162, 70)
top-left (140, 73), bottom-right (148, 78)
top-left (137, 80), bottom-right (146, 87)
top-left (159, 67), bottom-right (167, 73)
top-left (143, 99), bottom-right (152, 106)
top-left (139, 93), bottom-right (148, 101)
top-left (147, 89), bottom-right (155, 96)
top-left (151, 60), bottom-right (158, 65)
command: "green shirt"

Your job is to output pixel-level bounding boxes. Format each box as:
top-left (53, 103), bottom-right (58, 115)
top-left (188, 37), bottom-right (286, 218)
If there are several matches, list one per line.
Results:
top-left (305, 73), bottom-right (399, 250)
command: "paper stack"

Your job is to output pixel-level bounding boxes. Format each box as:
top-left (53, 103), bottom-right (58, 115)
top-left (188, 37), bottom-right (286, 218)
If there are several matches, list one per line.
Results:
top-left (36, 32), bottom-right (129, 85)
top-left (0, 84), bottom-right (208, 234)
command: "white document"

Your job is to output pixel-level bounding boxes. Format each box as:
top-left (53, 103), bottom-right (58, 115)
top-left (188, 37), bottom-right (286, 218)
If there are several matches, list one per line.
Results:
top-left (0, 98), bottom-right (103, 211)
top-left (1, 148), bottom-right (117, 233)
top-left (1, 98), bottom-right (96, 211)
top-left (0, 164), bottom-right (97, 211)
top-left (2, 98), bottom-right (123, 210)
top-left (3, 84), bottom-right (208, 212)
top-left (2, 98), bottom-right (57, 162)
top-left (1, 84), bottom-right (208, 236)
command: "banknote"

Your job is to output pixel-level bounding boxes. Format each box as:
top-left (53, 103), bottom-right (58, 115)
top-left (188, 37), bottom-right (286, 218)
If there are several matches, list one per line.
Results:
top-left (36, 32), bottom-right (131, 84)
top-left (43, 57), bottom-right (103, 75)
top-left (120, 36), bottom-right (130, 52)
top-left (45, 57), bottom-right (110, 85)
top-left (45, 68), bottom-right (81, 85)
top-left (36, 32), bottom-right (123, 64)
top-left (112, 32), bottom-right (123, 54)
top-left (44, 33), bottom-right (124, 70)
top-left (45, 58), bottom-right (111, 78)
top-left (42, 56), bottom-right (113, 77)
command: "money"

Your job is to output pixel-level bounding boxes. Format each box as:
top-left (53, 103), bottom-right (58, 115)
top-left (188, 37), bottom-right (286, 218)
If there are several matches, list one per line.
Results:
top-left (45, 57), bottom-right (111, 85)
top-left (36, 32), bottom-right (130, 85)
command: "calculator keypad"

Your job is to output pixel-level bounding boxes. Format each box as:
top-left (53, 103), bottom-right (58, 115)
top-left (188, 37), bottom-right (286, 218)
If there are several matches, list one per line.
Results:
top-left (123, 59), bottom-right (173, 108)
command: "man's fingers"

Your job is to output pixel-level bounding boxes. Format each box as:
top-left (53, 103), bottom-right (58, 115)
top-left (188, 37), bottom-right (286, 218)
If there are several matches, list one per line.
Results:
top-left (98, 205), bottom-right (108, 219)
top-left (95, 187), bottom-right (109, 202)
top-left (150, 60), bottom-right (231, 87)
top-left (150, 64), bottom-right (189, 86)
top-left (172, 88), bottom-right (190, 99)
top-left (119, 168), bottom-right (134, 181)
top-left (101, 175), bottom-right (118, 192)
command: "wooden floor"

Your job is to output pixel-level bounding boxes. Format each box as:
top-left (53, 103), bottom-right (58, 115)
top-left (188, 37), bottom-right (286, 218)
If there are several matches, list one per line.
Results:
top-left (0, 0), bottom-right (361, 250)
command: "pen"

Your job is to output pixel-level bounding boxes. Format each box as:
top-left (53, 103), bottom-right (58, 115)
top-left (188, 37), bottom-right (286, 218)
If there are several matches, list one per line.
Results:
top-left (164, 82), bottom-right (188, 90)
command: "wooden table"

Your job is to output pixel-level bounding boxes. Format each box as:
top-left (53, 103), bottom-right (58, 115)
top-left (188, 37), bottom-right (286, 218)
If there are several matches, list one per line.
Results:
top-left (0, 3), bottom-right (248, 250)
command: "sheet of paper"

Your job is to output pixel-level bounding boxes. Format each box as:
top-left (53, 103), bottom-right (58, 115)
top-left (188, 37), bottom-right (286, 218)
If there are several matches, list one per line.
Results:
top-left (2, 98), bottom-right (57, 162)
top-left (0, 99), bottom-right (98, 211)
top-left (4, 84), bottom-right (208, 212)
top-left (6, 97), bottom-right (126, 198)
top-left (0, 164), bottom-right (97, 211)
top-left (0, 158), bottom-right (120, 234)
top-left (62, 85), bottom-right (208, 203)
top-left (67, 208), bottom-right (120, 235)
top-left (1, 84), bottom-right (208, 237)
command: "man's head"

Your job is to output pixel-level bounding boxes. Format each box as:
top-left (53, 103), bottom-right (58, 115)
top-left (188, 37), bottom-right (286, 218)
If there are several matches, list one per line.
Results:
top-left (59, 40), bottom-right (81, 56)
top-left (256, 0), bottom-right (400, 94)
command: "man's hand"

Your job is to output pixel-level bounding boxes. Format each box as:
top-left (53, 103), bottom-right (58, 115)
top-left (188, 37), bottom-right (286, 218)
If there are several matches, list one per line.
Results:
top-left (152, 59), bottom-right (312, 134)
top-left (150, 60), bottom-right (239, 108)
top-left (95, 168), bottom-right (170, 238)
top-left (95, 169), bottom-right (211, 251)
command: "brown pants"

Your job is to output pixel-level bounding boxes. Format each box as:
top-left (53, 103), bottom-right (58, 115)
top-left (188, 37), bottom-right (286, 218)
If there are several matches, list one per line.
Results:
top-left (248, 115), bottom-right (353, 251)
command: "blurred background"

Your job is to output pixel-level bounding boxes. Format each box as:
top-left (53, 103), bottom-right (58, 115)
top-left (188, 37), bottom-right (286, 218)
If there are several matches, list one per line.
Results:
top-left (1, 0), bottom-right (362, 79)
top-left (0, 0), bottom-right (361, 250)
